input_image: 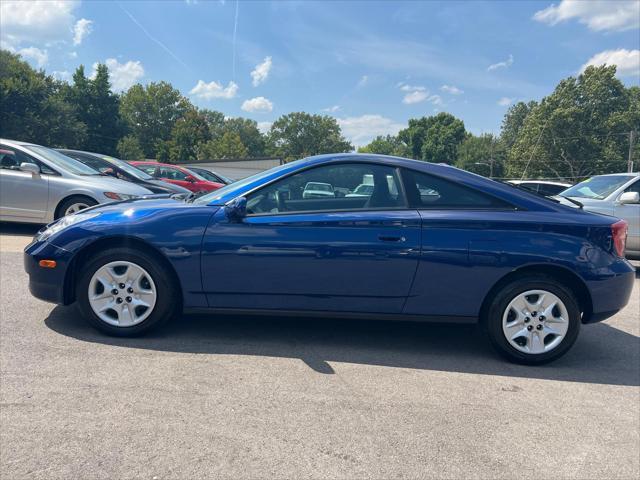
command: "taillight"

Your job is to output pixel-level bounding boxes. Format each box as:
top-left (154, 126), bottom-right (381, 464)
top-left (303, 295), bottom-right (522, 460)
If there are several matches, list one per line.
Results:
top-left (611, 220), bottom-right (628, 257)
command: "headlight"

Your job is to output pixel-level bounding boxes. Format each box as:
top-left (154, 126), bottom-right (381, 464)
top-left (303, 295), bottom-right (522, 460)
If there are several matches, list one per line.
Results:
top-left (38, 212), bottom-right (100, 241)
top-left (104, 192), bottom-right (139, 201)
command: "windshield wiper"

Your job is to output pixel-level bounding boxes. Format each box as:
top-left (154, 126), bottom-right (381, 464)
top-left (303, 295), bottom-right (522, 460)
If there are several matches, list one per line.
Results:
top-left (560, 196), bottom-right (584, 209)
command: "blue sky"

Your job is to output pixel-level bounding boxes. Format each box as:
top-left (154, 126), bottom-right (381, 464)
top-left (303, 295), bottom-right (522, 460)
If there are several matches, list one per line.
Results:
top-left (1, 0), bottom-right (639, 145)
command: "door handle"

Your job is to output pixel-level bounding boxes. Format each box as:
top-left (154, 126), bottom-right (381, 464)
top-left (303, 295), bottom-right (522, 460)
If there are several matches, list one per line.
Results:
top-left (378, 235), bottom-right (405, 242)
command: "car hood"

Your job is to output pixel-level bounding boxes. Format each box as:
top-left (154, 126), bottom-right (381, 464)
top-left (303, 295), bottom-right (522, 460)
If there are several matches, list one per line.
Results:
top-left (75, 174), bottom-right (154, 195)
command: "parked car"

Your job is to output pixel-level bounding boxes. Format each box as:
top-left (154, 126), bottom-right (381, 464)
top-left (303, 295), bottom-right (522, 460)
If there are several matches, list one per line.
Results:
top-left (508, 180), bottom-right (573, 196)
top-left (131, 161), bottom-right (224, 193)
top-left (0, 139), bottom-right (152, 223)
top-left (302, 182), bottom-right (335, 198)
top-left (24, 154), bottom-right (634, 364)
top-left (186, 166), bottom-right (234, 185)
top-left (558, 173), bottom-right (639, 257)
top-left (57, 149), bottom-right (192, 195)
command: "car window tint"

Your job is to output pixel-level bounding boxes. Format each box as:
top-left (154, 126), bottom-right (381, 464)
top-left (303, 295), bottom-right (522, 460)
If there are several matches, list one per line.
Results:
top-left (138, 165), bottom-right (158, 176)
top-left (246, 163), bottom-right (404, 215)
top-left (403, 169), bottom-right (511, 209)
top-left (0, 147), bottom-right (21, 170)
top-left (537, 184), bottom-right (564, 196)
top-left (159, 166), bottom-right (188, 180)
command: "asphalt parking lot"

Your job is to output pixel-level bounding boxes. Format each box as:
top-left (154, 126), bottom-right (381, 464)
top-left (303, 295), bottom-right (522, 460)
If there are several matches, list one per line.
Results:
top-left (1, 222), bottom-right (638, 480)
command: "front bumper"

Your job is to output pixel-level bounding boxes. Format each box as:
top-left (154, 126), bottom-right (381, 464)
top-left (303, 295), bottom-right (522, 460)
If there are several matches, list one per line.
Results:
top-left (24, 239), bottom-right (73, 305)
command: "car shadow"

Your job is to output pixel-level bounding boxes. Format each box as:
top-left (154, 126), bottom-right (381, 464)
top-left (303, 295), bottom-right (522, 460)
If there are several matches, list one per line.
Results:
top-left (0, 222), bottom-right (42, 236)
top-left (45, 306), bottom-right (639, 386)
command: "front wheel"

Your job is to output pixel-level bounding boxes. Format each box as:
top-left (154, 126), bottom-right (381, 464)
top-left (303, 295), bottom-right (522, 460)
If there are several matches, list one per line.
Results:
top-left (76, 248), bottom-right (177, 336)
top-left (485, 275), bottom-right (581, 364)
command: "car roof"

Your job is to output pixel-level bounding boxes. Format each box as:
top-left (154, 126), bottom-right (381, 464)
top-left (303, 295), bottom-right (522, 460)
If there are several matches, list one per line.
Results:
top-left (509, 180), bottom-right (572, 186)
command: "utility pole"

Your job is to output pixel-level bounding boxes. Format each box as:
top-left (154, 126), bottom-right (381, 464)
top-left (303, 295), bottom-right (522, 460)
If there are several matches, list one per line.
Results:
top-left (628, 130), bottom-right (636, 173)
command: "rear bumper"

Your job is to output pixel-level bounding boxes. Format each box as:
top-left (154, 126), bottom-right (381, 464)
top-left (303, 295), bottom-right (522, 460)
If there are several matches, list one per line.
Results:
top-left (584, 260), bottom-right (636, 324)
top-left (24, 240), bottom-right (73, 305)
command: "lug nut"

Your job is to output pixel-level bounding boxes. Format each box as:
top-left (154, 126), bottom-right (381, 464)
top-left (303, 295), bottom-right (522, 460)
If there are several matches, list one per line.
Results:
top-left (119, 283), bottom-right (126, 289)
top-left (536, 324), bottom-right (543, 330)
top-left (116, 297), bottom-right (123, 304)
top-left (126, 296), bottom-right (132, 303)
top-left (111, 289), bottom-right (119, 295)
top-left (524, 317), bottom-right (530, 323)
top-left (532, 311), bottom-right (537, 317)
top-left (539, 316), bottom-right (545, 322)
top-left (127, 287), bottom-right (134, 293)
top-left (527, 325), bottom-right (533, 331)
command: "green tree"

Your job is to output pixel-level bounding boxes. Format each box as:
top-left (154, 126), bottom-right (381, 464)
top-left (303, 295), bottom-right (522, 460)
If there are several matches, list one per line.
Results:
top-left (117, 135), bottom-right (144, 160)
top-left (508, 65), bottom-right (636, 179)
top-left (168, 109), bottom-right (211, 163)
top-left (267, 112), bottom-right (352, 161)
top-left (456, 133), bottom-right (505, 177)
top-left (398, 112), bottom-right (466, 163)
top-left (199, 131), bottom-right (248, 159)
top-left (500, 101), bottom-right (537, 152)
top-left (65, 64), bottom-right (123, 155)
top-left (119, 81), bottom-right (192, 157)
top-left (358, 135), bottom-right (410, 157)
top-left (223, 117), bottom-right (266, 157)
top-left (0, 49), bottom-right (86, 147)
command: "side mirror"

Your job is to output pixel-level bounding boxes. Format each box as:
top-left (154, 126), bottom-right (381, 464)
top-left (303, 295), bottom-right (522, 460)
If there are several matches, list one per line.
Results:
top-left (619, 191), bottom-right (640, 204)
top-left (225, 197), bottom-right (247, 222)
top-left (186, 175), bottom-right (197, 183)
top-left (19, 162), bottom-right (40, 175)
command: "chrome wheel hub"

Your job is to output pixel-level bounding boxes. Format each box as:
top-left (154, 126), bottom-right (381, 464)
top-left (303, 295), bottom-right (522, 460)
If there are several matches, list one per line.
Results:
top-left (65, 202), bottom-right (91, 216)
top-left (502, 289), bottom-right (569, 355)
top-left (88, 261), bottom-right (157, 327)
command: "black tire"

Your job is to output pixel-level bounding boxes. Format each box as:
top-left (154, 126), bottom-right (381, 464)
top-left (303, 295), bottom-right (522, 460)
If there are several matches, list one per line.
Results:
top-left (484, 275), bottom-right (581, 365)
top-left (56, 195), bottom-right (98, 219)
top-left (76, 247), bottom-right (178, 336)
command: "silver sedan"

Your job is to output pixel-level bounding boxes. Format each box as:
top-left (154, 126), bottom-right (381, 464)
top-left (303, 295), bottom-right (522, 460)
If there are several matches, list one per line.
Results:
top-left (0, 139), bottom-right (153, 224)
top-left (558, 173), bottom-right (640, 257)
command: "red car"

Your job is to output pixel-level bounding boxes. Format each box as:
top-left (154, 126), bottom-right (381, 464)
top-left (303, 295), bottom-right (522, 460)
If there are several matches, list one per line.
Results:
top-left (131, 161), bottom-right (224, 193)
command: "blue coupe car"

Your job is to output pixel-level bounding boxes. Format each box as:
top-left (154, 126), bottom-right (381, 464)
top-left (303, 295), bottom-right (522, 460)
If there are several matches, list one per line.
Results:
top-left (24, 154), bottom-right (635, 364)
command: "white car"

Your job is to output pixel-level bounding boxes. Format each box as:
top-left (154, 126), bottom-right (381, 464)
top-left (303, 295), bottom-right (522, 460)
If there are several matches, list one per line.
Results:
top-left (302, 182), bottom-right (335, 199)
top-left (508, 180), bottom-right (573, 197)
top-left (0, 139), bottom-right (153, 224)
top-left (558, 173), bottom-right (640, 258)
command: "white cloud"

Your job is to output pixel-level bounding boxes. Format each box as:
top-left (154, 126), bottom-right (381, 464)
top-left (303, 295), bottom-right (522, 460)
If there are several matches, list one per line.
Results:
top-left (440, 84), bottom-right (463, 95)
top-left (52, 70), bottom-right (71, 82)
top-left (337, 114), bottom-right (404, 146)
top-left (257, 121), bottom-right (272, 134)
top-left (533, 0), bottom-right (639, 32)
top-left (93, 58), bottom-right (144, 92)
top-left (399, 83), bottom-right (426, 92)
top-left (73, 18), bottom-right (93, 46)
top-left (241, 96), bottom-right (273, 113)
top-left (580, 49), bottom-right (640, 77)
top-left (403, 90), bottom-right (428, 104)
top-left (0, 0), bottom-right (83, 49)
top-left (17, 46), bottom-right (48, 67)
top-left (488, 54), bottom-right (514, 71)
top-left (428, 94), bottom-right (443, 105)
top-left (322, 105), bottom-right (341, 113)
top-left (498, 97), bottom-right (513, 107)
top-left (250, 56), bottom-right (272, 87)
top-left (190, 80), bottom-right (238, 100)
top-left (357, 75), bottom-right (369, 88)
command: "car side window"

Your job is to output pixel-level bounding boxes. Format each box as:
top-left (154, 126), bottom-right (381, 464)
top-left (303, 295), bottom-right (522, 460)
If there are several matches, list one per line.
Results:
top-left (138, 165), bottom-right (158, 176)
top-left (402, 169), bottom-right (512, 209)
top-left (246, 163), bottom-right (405, 215)
top-left (624, 180), bottom-right (640, 194)
top-left (159, 166), bottom-right (188, 180)
top-left (0, 146), bottom-right (56, 174)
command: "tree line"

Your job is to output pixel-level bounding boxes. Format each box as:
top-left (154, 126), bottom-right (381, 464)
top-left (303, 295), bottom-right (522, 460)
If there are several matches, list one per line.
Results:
top-left (1, 49), bottom-right (637, 179)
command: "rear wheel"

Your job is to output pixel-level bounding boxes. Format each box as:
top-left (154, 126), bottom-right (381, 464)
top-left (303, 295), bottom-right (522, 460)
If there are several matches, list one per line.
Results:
top-left (485, 275), bottom-right (580, 364)
top-left (76, 248), bottom-right (177, 336)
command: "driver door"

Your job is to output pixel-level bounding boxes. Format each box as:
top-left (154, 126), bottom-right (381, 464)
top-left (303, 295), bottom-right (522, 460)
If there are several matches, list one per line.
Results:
top-left (0, 146), bottom-right (49, 221)
top-left (201, 162), bottom-right (421, 314)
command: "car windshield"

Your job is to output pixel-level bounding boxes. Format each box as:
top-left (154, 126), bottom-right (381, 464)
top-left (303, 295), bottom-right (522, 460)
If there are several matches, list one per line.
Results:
top-left (101, 156), bottom-right (154, 180)
top-left (561, 175), bottom-right (635, 199)
top-left (24, 145), bottom-right (100, 175)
